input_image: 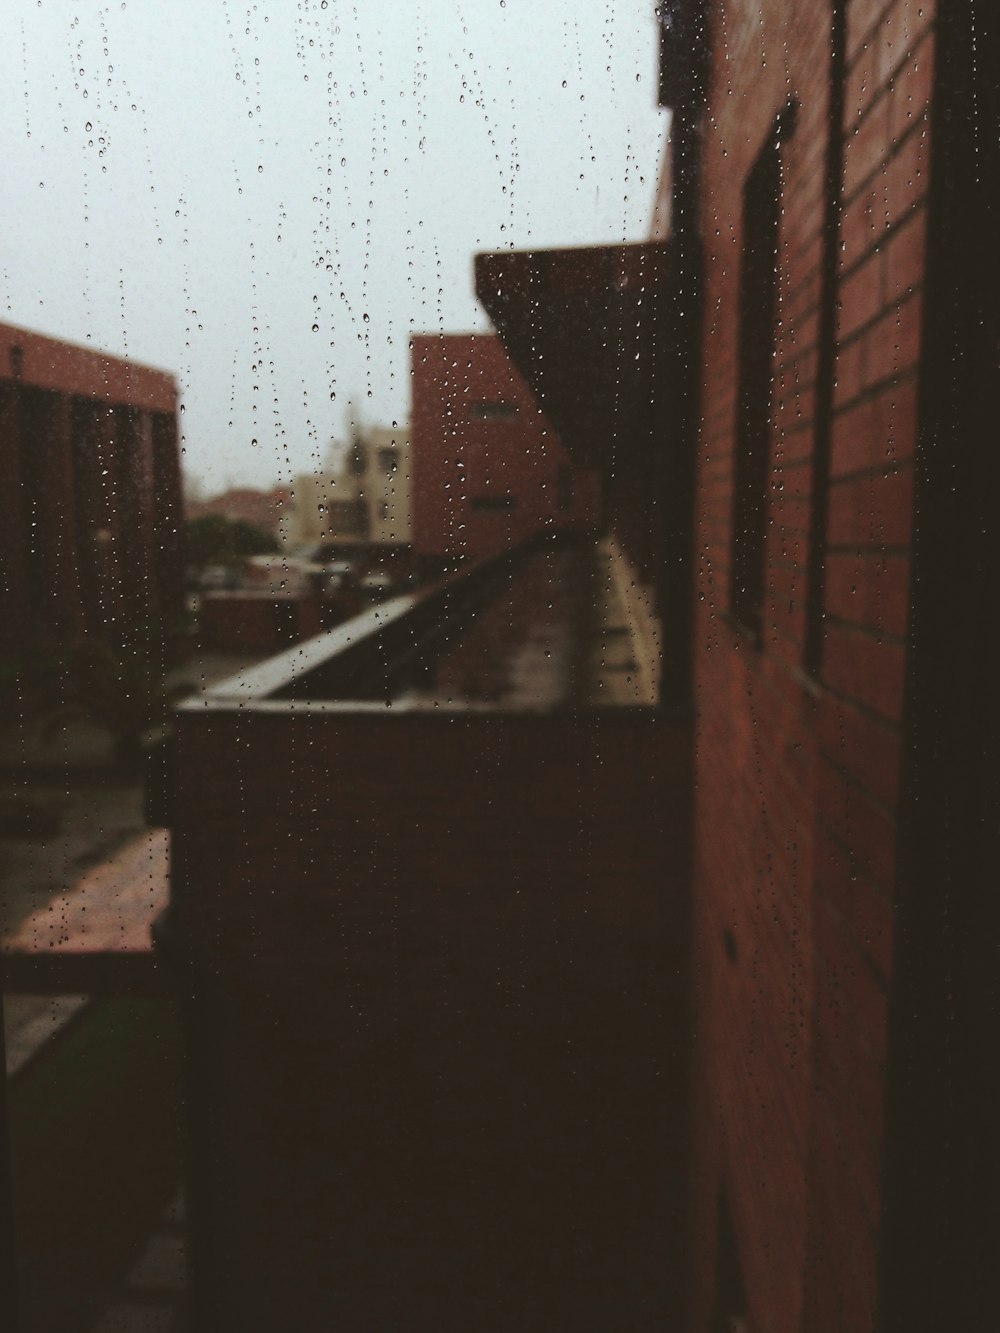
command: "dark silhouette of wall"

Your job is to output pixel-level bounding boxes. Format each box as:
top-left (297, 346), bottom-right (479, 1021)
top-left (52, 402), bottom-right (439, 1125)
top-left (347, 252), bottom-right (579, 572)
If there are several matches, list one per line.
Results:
top-left (0, 322), bottom-right (183, 670)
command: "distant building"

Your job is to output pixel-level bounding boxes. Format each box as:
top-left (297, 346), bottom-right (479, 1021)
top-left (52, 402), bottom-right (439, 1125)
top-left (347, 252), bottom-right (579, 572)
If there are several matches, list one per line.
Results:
top-left (186, 485), bottom-right (290, 541)
top-left (359, 425), bottom-right (411, 547)
top-left (284, 425), bottom-right (411, 554)
top-left (410, 332), bottom-right (598, 564)
top-left (282, 472), bottom-right (366, 550)
top-left (0, 320), bottom-right (183, 655)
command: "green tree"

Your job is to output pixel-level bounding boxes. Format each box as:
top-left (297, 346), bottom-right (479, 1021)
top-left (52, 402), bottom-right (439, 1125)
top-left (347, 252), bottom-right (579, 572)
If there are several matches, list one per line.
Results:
top-left (230, 519), bottom-right (278, 558)
top-left (185, 515), bottom-right (276, 568)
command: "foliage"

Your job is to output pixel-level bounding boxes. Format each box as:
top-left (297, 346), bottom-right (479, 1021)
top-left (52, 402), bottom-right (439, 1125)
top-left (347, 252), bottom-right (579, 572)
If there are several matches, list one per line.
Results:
top-left (185, 514), bottom-right (277, 568)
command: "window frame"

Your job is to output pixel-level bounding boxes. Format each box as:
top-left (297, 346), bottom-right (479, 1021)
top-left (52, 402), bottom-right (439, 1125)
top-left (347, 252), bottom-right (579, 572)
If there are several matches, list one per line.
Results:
top-left (729, 104), bottom-right (795, 641)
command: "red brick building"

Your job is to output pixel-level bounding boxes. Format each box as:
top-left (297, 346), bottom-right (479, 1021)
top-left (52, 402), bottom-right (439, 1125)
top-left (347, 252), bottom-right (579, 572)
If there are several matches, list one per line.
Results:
top-left (662, 4), bottom-right (996, 1330)
top-left (657, 4), bottom-right (997, 1329)
top-left (477, 3), bottom-right (998, 1330)
top-left (410, 333), bottom-right (598, 564)
top-left (0, 322), bottom-right (184, 659)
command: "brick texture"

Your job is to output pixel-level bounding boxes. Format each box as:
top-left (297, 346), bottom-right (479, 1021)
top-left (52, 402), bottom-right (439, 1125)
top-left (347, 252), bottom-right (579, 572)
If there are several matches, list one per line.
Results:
top-left (410, 333), bottom-right (598, 561)
top-left (683, 2), bottom-right (936, 1329)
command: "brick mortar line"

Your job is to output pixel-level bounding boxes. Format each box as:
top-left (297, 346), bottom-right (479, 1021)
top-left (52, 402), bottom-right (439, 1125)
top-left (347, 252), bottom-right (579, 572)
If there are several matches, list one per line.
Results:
top-left (699, 611), bottom-right (909, 742)
top-left (832, 366), bottom-right (920, 420)
top-left (810, 671), bottom-right (903, 730)
top-left (814, 829), bottom-right (895, 983)
top-left (821, 613), bottom-right (906, 647)
top-left (841, 112), bottom-right (933, 214)
top-left (816, 737), bottom-right (902, 825)
top-left (847, 0), bottom-right (933, 66)
top-left (835, 281), bottom-right (924, 355)
top-left (825, 542), bottom-right (910, 557)
top-left (846, 10), bottom-right (935, 96)
top-left (838, 199), bottom-right (928, 291)
top-left (827, 457), bottom-right (914, 486)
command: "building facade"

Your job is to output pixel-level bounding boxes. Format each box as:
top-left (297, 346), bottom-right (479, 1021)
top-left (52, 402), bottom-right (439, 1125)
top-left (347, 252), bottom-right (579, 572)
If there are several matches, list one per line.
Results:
top-left (0, 321), bottom-right (183, 663)
top-left (410, 333), bottom-right (598, 564)
top-left (283, 425), bottom-right (411, 554)
top-left (660, 4), bottom-right (996, 1330)
top-left (360, 425), bottom-right (411, 547)
top-left (283, 471), bottom-right (368, 550)
top-left (476, 3), bottom-right (998, 1329)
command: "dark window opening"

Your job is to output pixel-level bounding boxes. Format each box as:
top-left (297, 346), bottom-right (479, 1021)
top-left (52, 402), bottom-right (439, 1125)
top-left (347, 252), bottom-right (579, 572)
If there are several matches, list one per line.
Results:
top-left (805, 16), bottom-right (846, 677)
top-left (378, 447), bottom-right (398, 473)
top-left (730, 122), bottom-right (782, 638)
top-left (471, 399), bottom-right (517, 419)
top-left (471, 495), bottom-right (516, 512)
top-left (710, 1190), bottom-right (751, 1333)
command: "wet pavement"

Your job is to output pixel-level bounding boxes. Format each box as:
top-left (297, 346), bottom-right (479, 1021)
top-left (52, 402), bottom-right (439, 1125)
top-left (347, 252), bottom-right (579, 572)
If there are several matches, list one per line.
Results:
top-left (1, 648), bottom-right (263, 1329)
top-left (0, 781), bottom-right (147, 944)
top-left (2, 830), bottom-right (181, 1332)
top-left (1, 650), bottom-right (258, 1075)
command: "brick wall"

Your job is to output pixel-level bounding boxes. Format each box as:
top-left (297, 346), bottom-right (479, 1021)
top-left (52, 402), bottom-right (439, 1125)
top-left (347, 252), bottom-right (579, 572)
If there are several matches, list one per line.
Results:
top-left (0, 322), bottom-right (183, 666)
top-left (685, 3), bottom-right (936, 1329)
top-left (410, 333), bottom-right (597, 561)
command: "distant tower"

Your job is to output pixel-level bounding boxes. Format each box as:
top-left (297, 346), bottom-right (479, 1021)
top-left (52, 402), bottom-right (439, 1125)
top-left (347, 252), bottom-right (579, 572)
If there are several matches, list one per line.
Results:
top-left (345, 399), bottom-right (362, 449)
top-left (325, 434), bottom-right (346, 477)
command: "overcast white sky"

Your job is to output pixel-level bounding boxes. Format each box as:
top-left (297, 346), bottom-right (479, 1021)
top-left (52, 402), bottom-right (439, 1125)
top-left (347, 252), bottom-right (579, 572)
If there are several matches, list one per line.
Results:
top-left (2, 1), bottom-right (666, 493)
